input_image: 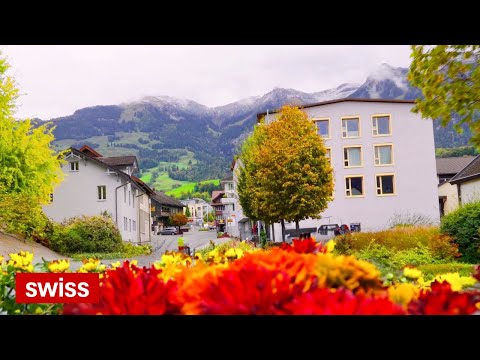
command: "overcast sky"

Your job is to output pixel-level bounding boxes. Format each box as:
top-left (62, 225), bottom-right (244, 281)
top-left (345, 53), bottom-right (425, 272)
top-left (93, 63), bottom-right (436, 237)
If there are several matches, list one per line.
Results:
top-left (0, 45), bottom-right (412, 120)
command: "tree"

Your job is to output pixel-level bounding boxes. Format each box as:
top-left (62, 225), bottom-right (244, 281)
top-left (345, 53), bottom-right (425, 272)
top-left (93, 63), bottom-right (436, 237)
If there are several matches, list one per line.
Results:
top-left (169, 213), bottom-right (188, 232)
top-left (237, 105), bottom-right (334, 241)
top-left (0, 52), bottom-right (64, 239)
top-left (185, 206), bottom-right (191, 217)
top-left (0, 53), bottom-right (64, 204)
top-left (409, 45), bottom-right (480, 146)
top-left (203, 211), bottom-right (215, 223)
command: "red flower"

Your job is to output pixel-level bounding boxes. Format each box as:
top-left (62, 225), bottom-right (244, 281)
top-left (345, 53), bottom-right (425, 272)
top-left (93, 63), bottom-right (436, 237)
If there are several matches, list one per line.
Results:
top-left (407, 280), bottom-right (480, 315)
top-left (63, 261), bottom-right (181, 315)
top-left (281, 238), bottom-right (326, 254)
top-left (283, 288), bottom-right (405, 315)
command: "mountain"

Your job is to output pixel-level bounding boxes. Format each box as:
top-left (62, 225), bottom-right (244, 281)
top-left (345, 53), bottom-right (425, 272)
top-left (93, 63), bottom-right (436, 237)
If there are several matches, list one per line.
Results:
top-left (37, 63), bottom-right (472, 191)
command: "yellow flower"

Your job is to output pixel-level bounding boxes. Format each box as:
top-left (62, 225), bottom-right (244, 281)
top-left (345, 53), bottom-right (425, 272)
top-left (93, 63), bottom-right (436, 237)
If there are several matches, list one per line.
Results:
top-left (325, 240), bottom-right (335, 253)
top-left (130, 260), bottom-right (138, 267)
top-left (35, 307), bottom-right (43, 314)
top-left (388, 283), bottom-right (420, 308)
top-left (403, 267), bottom-right (422, 280)
top-left (7, 251), bottom-right (34, 272)
top-left (225, 248), bottom-right (244, 259)
top-left (77, 258), bottom-right (103, 272)
top-left (432, 273), bottom-right (477, 291)
top-left (0, 255), bottom-right (4, 264)
top-left (47, 259), bottom-right (70, 273)
top-left (110, 261), bottom-right (121, 269)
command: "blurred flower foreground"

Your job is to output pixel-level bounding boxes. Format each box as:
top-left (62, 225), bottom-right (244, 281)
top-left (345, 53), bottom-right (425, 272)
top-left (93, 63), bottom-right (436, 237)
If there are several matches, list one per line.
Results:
top-left (1, 238), bottom-right (480, 315)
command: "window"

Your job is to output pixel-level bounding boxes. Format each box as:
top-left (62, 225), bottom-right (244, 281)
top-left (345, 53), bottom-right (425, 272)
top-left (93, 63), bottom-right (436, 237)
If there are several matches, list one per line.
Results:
top-left (345, 176), bottom-right (364, 197)
top-left (70, 161), bottom-right (79, 171)
top-left (341, 117), bottom-right (360, 138)
top-left (132, 192), bottom-right (135, 208)
top-left (343, 146), bottom-right (363, 167)
top-left (124, 217), bottom-right (127, 231)
top-left (372, 115), bottom-right (391, 136)
top-left (376, 174), bottom-right (395, 196)
top-left (325, 148), bottom-right (331, 165)
top-left (133, 220), bottom-right (136, 232)
top-left (374, 144), bottom-right (393, 166)
top-left (97, 185), bottom-right (106, 200)
top-left (124, 187), bottom-right (126, 203)
top-left (128, 191), bottom-right (131, 206)
top-left (129, 219), bottom-right (132, 232)
top-left (314, 118), bottom-right (330, 138)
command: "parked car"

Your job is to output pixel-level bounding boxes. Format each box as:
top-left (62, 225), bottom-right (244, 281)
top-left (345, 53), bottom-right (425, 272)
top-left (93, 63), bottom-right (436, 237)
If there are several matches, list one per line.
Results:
top-left (159, 227), bottom-right (178, 235)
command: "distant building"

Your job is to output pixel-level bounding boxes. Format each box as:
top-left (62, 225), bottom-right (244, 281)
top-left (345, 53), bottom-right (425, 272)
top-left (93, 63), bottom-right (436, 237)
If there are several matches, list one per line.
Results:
top-left (447, 154), bottom-right (480, 212)
top-left (181, 198), bottom-right (212, 225)
top-left (436, 156), bottom-right (475, 216)
top-left (43, 145), bottom-right (154, 243)
top-left (150, 191), bottom-right (185, 232)
top-left (258, 98), bottom-right (440, 235)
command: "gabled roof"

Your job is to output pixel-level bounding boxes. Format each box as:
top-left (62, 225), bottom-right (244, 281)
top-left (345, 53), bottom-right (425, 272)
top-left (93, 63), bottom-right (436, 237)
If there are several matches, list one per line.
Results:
top-left (79, 145), bottom-right (103, 158)
top-left (256, 98), bottom-right (415, 120)
top-left (151, 191), bottom-right (185, 208)
top-left (450, 154), bottom-right (480, 185)
top-left (221, 175), bottom-right (233, 182)
top-left (436, 156), bottom-right (475, 176)
top-left (211, 190), bottom-right (224, 205)
top-left (98, 156), bottom-right (138, 169)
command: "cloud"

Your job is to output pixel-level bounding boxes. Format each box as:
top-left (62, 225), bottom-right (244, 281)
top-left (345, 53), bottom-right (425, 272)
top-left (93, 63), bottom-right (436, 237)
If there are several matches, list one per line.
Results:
top-left (0, 45), bottom-right (412, 120)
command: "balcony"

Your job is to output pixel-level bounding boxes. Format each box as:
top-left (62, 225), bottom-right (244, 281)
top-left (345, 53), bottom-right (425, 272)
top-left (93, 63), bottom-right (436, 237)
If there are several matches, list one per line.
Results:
top-left (220, 197), bottom-right (235, 204)
top-left (215, 210), bottom-right (223, 216)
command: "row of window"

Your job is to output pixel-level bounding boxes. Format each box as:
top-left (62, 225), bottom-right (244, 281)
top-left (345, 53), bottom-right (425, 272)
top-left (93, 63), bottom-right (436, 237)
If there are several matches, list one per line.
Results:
top-left (343, 174), bottom-right (395, 198)
top-left (315, 114), bottom-right (392, 139)
top-left (324, 144), bottom-right (393, 168)
top-left (123, 187), bottom-right (135, 207)
top-left (123, 217), bottom-right (137, 232)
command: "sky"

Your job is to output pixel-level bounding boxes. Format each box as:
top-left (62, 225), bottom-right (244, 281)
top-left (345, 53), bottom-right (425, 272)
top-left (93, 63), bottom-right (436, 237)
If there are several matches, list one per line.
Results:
top-left (0, 45), bottom-right (412, 120)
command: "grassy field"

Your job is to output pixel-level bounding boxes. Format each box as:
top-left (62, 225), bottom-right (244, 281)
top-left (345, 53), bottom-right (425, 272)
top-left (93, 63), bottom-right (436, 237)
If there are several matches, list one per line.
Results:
top-left (166, 179), bottom-right (220, 197)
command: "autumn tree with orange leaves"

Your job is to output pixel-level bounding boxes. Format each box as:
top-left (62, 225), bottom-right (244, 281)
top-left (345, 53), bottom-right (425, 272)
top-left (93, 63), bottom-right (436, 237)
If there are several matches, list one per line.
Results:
top-left (237, 105), bottom-right (333, 241)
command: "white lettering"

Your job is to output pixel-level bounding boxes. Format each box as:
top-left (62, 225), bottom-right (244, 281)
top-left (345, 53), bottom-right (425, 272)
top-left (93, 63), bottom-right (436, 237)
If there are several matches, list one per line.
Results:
top-left (64, 282), bottom-right (77, 297)
top-left (77, 282), bottom-right (90, 297)
top-left (37, 282), bottom-right (58, 297)
top-left (25, 282), bottom-right (37, 297)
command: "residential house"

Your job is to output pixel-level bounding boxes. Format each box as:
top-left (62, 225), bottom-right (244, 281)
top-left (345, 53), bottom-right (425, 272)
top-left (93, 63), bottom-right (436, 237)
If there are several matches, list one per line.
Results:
top-left (211, 190), bottom-right (225, 232)
top-left (43, 145), bottom-right (154, 243)
top-left (258, 98), bottom-right (440, 236)
top-left (448, 154), bottom-right (480, 210)
top-left (181, 198), bottom-right (213, 225)
top-left (436, 156), bottom-right (475, 216)
top-left (150, 191), bottom-right (185, 233)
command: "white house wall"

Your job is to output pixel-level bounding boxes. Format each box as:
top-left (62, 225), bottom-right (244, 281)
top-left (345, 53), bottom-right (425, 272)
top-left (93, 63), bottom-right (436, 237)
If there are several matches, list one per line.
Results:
top-left (438, 182), bottom-right (459, 215)
top-left (460, 179), bottom-right (480, 205)
top-left (43, 157), bottom-right (141, 243)
top-left (263, 101), bottom-right (440, 236)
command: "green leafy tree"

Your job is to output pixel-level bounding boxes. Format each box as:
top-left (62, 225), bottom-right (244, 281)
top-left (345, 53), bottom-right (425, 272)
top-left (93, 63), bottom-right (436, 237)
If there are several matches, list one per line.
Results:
top-left (203, 211), bottom-right (215, 223)
top-left (409, 45), bottom-right (480, 146)
top-left (238, 105), bottom-right (333, 240)
top-left (0, 52), bottom-right (64, 239)
top-left (185, 206), bottom-right (191, 217)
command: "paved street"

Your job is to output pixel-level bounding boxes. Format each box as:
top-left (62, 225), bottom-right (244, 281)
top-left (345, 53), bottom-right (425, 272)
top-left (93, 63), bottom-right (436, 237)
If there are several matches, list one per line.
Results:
top-left (1, 228), bottom-right (235, 271)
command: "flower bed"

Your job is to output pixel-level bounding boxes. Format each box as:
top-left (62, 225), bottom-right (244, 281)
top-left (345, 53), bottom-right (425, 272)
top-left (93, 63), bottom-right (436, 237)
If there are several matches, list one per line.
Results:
top-left (1, 239), bottom-right (480, 315)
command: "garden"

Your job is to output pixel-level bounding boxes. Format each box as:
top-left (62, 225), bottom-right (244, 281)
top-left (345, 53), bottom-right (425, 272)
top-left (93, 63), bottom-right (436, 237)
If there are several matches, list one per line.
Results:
top-left (2, 232), bottom-right (479, 315)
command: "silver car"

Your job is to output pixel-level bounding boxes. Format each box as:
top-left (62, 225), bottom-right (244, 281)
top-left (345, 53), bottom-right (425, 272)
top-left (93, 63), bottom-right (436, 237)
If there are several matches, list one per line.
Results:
top-left (159, 227), bottom-right (178, 235)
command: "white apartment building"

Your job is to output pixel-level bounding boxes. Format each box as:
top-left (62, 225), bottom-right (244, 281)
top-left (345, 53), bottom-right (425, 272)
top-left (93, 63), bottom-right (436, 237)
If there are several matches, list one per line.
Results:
top-left (259, 98), bottom-right (440, 236)
top-left (181, 198), bottom-right (212, 225)
top-left (43, 145), bottom-right (153, 243)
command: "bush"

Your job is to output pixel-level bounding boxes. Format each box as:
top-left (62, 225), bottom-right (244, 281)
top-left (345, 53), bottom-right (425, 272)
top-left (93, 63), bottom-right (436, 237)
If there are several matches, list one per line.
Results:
top-left (334, 226), bottom-right (459, 261)
top-left (440, 200), bottom-right (480, 263)
top-left (418, 263), bottom-right (476, 281)
top-left (388, 211), bottom-right (435, 228)
top-left (69, 243), bottom-right (153, 260)
top-left (51, 215), bottom-right (123, 254)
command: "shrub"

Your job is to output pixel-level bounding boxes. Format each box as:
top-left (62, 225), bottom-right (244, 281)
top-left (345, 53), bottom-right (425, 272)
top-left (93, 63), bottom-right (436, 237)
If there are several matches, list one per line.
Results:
top-left (418, 263), bottom-right (476, 281)
top-left (440, 201), bottom-right (480, 263)
top-left (390, 244), bottom-right (438, 268)
top-left (51, 215), bottom-right (123, 254)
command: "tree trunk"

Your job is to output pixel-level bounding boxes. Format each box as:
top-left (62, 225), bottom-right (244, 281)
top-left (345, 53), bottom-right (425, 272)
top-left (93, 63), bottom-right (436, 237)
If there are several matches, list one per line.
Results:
top-left (281, 219), bottom-right (286, 242)
top-left (271, 222), bottom-right (275, 243)
top-left (295, 219), bottom-right (300, 238)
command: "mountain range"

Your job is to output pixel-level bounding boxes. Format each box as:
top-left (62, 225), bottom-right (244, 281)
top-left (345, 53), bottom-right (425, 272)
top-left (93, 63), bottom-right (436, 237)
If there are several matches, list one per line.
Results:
top-left (37, 63), bottom-right (472, 187)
